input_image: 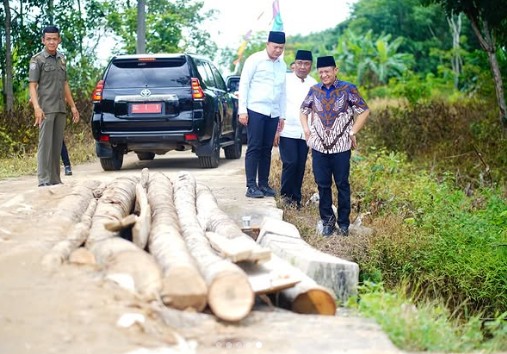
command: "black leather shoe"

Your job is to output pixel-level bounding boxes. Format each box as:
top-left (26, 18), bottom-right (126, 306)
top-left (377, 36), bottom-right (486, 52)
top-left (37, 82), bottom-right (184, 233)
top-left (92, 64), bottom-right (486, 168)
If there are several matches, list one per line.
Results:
top-left (322, 225), bottom-right (336, 237)
top-left (337, 227), bottom-right (349, 236)
top-left (38, 183), bottom-right (51, 187)
top-left (281, 197), bottom-right (301, 209)
top-left (259, 185), bottom-right (276, 197)
top-left (246, 187), bottom-right (264, 198)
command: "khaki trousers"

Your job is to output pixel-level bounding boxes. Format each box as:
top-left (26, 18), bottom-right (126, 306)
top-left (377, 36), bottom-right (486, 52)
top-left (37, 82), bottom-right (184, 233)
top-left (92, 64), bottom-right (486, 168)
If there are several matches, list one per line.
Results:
top-left (37, 112), bottom-right (66, 185)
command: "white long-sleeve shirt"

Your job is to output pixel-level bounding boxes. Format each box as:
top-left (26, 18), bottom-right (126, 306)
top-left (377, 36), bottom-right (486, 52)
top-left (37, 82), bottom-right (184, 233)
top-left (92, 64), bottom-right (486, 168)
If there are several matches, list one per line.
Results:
top-left (281, 72), bottom-right (317, 139)
top-left (238, 49), bottom-right (287, 118)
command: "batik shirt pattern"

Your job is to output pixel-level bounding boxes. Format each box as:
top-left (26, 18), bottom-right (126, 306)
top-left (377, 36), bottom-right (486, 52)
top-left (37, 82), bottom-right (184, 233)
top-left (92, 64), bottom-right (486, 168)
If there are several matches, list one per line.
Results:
top-left (300, 80), bottom-right (368, 154)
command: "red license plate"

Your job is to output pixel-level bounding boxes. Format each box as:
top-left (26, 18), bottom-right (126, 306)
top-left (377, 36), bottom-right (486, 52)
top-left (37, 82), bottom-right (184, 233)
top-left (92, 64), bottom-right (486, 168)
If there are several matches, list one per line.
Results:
top-left (131, 103), bottom-right (162, 114)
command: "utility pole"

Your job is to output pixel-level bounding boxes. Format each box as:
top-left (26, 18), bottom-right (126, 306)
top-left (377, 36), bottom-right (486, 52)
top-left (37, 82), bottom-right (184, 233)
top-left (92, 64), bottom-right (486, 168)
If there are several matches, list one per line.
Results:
top-left (136, 0), bottom-right (146, 54)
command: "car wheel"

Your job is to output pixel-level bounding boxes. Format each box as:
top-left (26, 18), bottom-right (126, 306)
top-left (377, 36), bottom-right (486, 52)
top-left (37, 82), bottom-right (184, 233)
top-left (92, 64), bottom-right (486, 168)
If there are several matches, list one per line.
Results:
top-left (100, 150), bottom-right (124, 171)
top-left (224, 123), bottom-right (242, 159)
top-left (199, 123), bottom-right (220, 168)
top-left (136, 152), bottom-right (155, 161)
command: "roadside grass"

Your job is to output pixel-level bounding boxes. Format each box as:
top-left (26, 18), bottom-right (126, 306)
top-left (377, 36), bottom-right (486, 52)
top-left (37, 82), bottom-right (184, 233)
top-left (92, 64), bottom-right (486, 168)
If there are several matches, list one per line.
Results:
top-left (351, 282), bottom-right (507, 352)
top-left (0, 154), bottom-right (37, 179)
top-left (0, 131), bottom-right (96, 180)
top-left (269, 147), bottom-right (507, 352)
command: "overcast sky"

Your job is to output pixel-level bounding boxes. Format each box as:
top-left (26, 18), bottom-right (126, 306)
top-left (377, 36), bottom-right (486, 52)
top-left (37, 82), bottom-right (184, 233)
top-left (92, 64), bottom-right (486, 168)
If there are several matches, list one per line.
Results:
top-left (202, 0), bottom-right (357, 49)
top-left (96, 0), bottom-right (356, 65)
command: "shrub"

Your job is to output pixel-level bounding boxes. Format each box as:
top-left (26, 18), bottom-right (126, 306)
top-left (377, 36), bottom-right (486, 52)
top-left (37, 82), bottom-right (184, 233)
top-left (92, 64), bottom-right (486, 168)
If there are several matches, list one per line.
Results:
top-left (363, 98), bottom-right (507, 189)
top-left (0, 96), bottom-right (93, 159)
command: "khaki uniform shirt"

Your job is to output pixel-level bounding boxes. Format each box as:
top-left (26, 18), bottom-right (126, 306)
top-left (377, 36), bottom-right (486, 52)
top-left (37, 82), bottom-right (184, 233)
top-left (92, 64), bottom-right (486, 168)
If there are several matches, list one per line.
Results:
top-left (28, 49), bottom-right (67, 113)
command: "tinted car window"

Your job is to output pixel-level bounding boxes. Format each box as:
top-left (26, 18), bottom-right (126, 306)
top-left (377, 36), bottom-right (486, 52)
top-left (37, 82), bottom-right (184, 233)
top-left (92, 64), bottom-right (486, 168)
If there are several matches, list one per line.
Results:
top-left (210, 65), bottom-right (227, 91)
top-left (105, 58), bottom-right (190, 88)
top-left (196, 60), bottom-right (216, 88)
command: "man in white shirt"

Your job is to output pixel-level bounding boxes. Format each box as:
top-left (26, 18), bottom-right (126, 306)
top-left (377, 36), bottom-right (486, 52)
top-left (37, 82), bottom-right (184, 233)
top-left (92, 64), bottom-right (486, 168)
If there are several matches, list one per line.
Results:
top-left (274, 50), bottom-right (317, 208)
top-left (238, 31), bottom-right (287, 198)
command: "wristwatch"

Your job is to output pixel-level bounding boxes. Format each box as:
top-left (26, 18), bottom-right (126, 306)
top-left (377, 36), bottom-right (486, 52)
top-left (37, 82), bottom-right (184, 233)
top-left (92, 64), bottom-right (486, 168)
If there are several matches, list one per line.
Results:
top-left (349, 130), bottom-right (355, 137)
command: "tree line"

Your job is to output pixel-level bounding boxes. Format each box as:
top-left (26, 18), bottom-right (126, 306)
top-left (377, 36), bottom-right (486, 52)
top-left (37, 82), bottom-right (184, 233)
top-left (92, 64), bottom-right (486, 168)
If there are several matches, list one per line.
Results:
top-left (1, 0), bottom-right (506, 126)
top-left (0, 0), bottom-right (216, 111)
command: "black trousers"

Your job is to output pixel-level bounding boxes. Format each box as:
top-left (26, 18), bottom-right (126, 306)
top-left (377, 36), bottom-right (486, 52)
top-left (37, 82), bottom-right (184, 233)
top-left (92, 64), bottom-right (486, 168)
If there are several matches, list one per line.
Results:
top-left (279, 136), bottom-right (308, 205)
top-left (61, 140), bottom-right (70, 167)
top-left (245, 109), bottom-right (279, 188)
top-left (311, 149), bottom-right (351, 229)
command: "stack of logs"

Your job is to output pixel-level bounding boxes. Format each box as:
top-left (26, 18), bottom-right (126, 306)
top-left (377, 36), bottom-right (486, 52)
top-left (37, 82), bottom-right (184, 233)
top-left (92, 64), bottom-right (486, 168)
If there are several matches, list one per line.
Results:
top-left (41, 169), bottom-right (336, 322)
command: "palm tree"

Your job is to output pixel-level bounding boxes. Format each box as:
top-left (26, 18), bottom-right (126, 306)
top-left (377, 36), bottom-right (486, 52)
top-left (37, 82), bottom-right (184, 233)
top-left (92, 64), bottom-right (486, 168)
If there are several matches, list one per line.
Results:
top-left (334, 30), bottom-right (414, 88)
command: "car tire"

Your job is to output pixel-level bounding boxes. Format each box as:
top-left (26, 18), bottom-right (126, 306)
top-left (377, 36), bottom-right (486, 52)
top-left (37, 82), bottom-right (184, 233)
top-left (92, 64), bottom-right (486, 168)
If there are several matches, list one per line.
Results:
top-left (198, 123), bottom-right (220, 168)
top-left (100, 150), bottom-right (124, 171)
top-left (224, 123), bottom-right (242, 159)
top-left (136, 152), bottom-right (155, 161)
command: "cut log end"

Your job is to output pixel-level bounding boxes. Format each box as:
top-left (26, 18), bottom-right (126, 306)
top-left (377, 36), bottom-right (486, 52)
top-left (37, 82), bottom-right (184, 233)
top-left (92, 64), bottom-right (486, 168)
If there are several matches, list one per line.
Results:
top-left (69, 247), bottom-right (96, 265)
top-left (161, 267), bottom-right (208, 312)
top-left (291, 289), bottom-right (337, 316)
top-left (208, 273), bottom-right (254, 322)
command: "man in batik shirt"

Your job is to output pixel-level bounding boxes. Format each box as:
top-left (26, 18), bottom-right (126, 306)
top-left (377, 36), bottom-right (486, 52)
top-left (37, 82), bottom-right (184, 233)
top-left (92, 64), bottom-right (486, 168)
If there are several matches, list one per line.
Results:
top-left (300, 56), bottom-right (370, 237)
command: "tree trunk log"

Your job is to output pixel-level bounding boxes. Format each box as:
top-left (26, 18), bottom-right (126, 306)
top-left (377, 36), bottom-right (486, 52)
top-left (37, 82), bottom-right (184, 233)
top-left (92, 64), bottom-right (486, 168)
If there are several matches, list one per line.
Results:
top-left (105, 249), bottom-right (162, 301)
top-left (43, 180), bottom-right (101, 243)
top-left (87, 176), bottom-right (139, 247)
top-left (86, 176), bottom-right (162, 301)
top-left (174, 172), bottom-right (254, 321)
top-left (281, 277), bottom-right (337, 316)
top-left (146, 172), bottom-right (207, 311)
top-left (195, 184), bottom-right (271, 263)
top-left (42, 198), bottom-right (98, 269)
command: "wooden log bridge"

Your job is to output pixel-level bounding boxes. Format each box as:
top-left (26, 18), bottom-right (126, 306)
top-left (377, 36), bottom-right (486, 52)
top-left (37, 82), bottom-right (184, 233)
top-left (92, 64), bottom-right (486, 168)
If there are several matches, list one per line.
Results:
top-left (40, 168), bottom-right (339, 321)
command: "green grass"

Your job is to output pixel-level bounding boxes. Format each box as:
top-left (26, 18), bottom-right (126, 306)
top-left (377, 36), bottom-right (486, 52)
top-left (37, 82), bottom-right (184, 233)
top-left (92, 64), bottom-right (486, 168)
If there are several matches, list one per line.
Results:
top-left (351, 282), bottom-right (507, 352)
top-left (270, 147), bottom-right (507, 352)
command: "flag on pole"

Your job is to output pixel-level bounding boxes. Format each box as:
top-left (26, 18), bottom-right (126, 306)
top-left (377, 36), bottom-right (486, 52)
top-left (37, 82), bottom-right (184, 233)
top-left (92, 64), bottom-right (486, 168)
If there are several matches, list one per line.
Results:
top-left (233, 0), bottom-right (284, 70)
top-left (272, 0), bottom-right (284, 31)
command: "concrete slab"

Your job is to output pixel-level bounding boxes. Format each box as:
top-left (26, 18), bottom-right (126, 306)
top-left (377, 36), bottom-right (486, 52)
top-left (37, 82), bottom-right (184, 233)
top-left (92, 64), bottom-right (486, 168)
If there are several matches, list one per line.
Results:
top-left (257, 217), bottom-right (359, 303)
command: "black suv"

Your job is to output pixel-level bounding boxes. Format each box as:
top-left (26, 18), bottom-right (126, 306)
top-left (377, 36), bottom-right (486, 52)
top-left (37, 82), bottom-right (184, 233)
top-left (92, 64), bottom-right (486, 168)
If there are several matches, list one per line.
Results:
top-left (225, 75), bottom-right (247, 143)
top-left (90, 53), bottom-right (242, 170)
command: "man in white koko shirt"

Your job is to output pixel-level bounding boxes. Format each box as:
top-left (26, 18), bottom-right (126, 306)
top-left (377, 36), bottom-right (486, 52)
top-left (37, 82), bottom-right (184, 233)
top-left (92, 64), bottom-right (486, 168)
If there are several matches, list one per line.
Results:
top-left (274, 50), bottom-right (317, 208)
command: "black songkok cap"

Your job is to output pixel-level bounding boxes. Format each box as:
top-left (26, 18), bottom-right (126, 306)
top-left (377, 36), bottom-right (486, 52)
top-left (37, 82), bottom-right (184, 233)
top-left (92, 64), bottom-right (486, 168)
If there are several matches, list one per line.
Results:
top-left (295, 50), bottom-right (313, 61)
top-left (316, 56), bottom-right (336, 68)
top-left (268, 31), bottom-right (286, 44)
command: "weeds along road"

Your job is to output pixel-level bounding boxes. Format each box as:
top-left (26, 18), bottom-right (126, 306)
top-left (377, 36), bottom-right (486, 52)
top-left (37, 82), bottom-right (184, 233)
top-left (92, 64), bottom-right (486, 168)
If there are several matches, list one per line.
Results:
top-left (0, 150), bottom-right (400, 354)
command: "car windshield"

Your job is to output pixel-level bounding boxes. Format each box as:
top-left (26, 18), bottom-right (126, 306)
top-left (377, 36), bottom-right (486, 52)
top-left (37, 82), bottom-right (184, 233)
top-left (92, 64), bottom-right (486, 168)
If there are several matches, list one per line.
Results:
top-left (105, 58), bottom-right (190, 88)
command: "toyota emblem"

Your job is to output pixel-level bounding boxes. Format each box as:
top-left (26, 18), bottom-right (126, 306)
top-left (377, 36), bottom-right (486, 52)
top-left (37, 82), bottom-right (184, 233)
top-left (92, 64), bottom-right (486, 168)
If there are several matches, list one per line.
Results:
top-left (140, 89), bottom-right (151, 97)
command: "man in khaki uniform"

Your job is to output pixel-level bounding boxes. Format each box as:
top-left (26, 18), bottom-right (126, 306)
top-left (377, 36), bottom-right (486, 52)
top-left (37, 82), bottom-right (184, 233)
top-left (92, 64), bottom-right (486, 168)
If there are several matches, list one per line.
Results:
top-left (29, 25), bottom-right (79, 187)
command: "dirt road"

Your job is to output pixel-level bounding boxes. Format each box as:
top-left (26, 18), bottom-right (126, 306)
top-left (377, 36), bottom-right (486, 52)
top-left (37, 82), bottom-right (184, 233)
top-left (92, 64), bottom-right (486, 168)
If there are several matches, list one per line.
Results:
top-left (0, 151), bottom-right (400, 354)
